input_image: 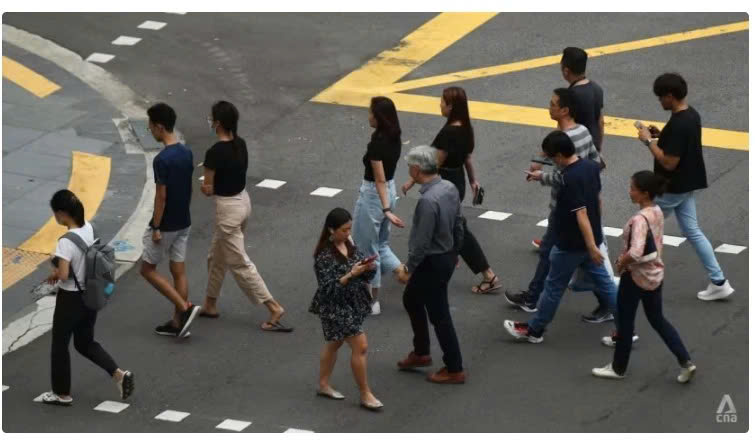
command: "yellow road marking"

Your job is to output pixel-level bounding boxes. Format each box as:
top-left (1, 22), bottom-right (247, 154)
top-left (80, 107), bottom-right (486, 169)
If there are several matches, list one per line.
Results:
top-left (387, 21), bottom-right (749, 92)
top-left (17, 152), bottom-right (111, 255)
top-left (312, 13), bottom-right (496, 100)
top-left (312, 15), bottom-right (748, 151)
top-left (2, 56), bottom-right (61, 98)
top-left (4, 152), bottom-right (111, 291)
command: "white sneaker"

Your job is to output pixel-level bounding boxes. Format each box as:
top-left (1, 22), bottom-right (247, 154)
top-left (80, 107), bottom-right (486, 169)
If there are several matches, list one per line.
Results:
top-left (371, 301), bottom-right (381, 316)
top-left (697, 281), bottom-right (734, 301)
top-left (592, 363), bottom-right (625, 380)
top-left (677, 362), bottom-right (697, 384)
top-left (601, 332), bottom-right (639, 347)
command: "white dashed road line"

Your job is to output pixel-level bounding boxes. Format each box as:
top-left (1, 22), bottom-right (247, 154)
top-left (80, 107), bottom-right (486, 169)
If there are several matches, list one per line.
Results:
top-left (478, 210), bottom-right (511, 221)
top-left (662, 235), bottom-right (687, 247)
top-left (310, 187), bottom-right (343, 197)
top-left (216, 419), bottom-right (252, 432)
top-left (285, 428), bottom-right (315, 433)
top-left (94, 401), bottom-right (130, 413)
top-left (85, 52), bottom-right (115, 63)
top-left (715, 244), bottom-right (747, 254)
top-left (111, 36), bottom-right (141, 46)
top-left (155, 410), bottom-right (191, 422)
top-left (138, 21), bottom-right (167, 30)
top-left (256, 179), bottom-right (287, 189)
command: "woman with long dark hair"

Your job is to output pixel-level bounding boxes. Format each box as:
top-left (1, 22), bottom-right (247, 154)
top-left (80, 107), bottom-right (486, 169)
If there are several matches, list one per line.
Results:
top-left (402, 86), bottom-right (501, 294)
top-left (200, 100), bottom-right (292, 332)
top-left (310, 208), bottom-right (383, 411)
top-left (592, 171), bottom-right (696, 383)
top-left (41, 189), bottom-right (134, 405)
top-left (351, 96), bottom-right (405, 316)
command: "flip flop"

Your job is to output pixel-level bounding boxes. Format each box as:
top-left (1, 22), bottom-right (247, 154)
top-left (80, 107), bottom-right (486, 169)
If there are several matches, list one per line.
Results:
top-left (261, 321), bottom-right (294, 332)
top-left (472, 275), bottom-right (502, 294)
top-left (316, 389), bottom-right (345, 400)
top-left (199, 311), bottom-right (220, 318)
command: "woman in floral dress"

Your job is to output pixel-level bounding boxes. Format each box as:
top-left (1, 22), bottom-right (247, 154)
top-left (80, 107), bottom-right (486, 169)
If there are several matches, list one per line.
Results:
top-left (310, 208), bottom-right (383, 411)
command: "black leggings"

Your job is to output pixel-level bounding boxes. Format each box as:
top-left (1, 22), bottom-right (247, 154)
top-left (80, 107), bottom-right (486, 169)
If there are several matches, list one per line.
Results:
top-left (440, 167), bottom-right (490, 274)
top-left (51, 289), bottom-right (118, 395)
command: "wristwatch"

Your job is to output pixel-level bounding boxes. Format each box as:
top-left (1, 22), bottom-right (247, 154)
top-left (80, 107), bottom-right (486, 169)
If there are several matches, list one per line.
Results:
top-left (382, 207), bottom-right (391, 213)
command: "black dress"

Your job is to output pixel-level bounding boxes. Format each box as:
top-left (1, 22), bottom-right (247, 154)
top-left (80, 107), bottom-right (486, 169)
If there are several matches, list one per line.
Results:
top-left (310, 245), bottom-right (377, 341)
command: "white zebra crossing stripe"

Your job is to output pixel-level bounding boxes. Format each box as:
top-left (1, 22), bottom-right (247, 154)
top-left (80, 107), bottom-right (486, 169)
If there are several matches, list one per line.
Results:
top-left (2, 385), bottom-right (8, 392)
top-left (602, 227), bottom-right (623, 237)
top-left (478, 211), bottom-right (512, 221)
top-left (155, 410), bottom-right (190, 422)
top-left (257, 179), bottom-right (287, 189)
top-left (310, 187), bottom-right (342, 197)
top-left (112, 36), bottom-right (141, 46)
top-left (216, 419), bottom-right (252, 431)
top-left (714, 244), bottom-right (747, 255)
top-left (285, 428), bottom-right (315, 433)
top-left (662, 235), bottom-right (687, 247)
top-left (85, 53), bottom-right (115, 63)
top-left (94, 401), bottom-right (130, 413)
top-left (138, 21), bottom-right (167, 30)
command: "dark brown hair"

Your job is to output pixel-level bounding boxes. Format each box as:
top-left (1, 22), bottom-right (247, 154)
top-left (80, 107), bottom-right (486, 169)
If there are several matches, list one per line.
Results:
top-left (442, 86), bottom-right (475, 153)
top-left (370, 96), bottom-right (401, 141)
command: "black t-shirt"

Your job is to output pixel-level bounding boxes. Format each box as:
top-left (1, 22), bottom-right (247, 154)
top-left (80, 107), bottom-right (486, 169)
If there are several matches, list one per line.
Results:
top-left (570, 81), bottom-right (604, 149)
top-left (554, 158), bottom-right (603, 252)
top-left (203, 138), bottom-right (248, 196)
top-left (431, 125), bottom-right (472, 168)
top-left (363, 133), bottom-right (401, 181)
top-left (655, 106), bottom-right (708, 194)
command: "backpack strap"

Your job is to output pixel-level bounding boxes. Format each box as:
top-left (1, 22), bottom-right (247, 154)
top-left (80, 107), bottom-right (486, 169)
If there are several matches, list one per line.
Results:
top-left (60, 232), bottom-right (89, 292)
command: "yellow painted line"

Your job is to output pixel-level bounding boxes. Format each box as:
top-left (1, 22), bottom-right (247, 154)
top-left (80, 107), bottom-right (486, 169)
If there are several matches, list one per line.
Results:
top-left (2, 56), bottom-right (61, 98)
top-left (387, 20), bottom-right (749, 92)
top-left (2, 248), bottom-right (50, 290)
top-left (18, 152), bottom-right (111, 255)
top-left (312, 12), bottom-right (497, 100)
top-left (314, 89), bottom-right (748, 151)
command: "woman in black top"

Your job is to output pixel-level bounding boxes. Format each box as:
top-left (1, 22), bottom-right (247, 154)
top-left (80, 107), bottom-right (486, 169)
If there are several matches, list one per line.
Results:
top-left (351, 97), bottom-right (405, 316)
top-left (200, 101), bottom-right (292, 332)
top-left (402, 87), bottom-right (501, 294)
top-left (310, 208), bottom-right (383, 411)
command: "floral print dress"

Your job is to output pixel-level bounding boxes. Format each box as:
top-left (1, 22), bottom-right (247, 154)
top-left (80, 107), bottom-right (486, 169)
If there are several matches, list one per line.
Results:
top-left (310, 245), bottom-right (376, 341)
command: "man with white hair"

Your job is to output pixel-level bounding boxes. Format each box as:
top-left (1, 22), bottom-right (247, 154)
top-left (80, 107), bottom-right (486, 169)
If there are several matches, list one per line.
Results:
top-left (395, 145), bottom-right (466, 385)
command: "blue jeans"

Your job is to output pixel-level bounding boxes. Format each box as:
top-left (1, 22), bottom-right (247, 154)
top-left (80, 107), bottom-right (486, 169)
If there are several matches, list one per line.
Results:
top-left (655, 191), bottom-right (724, 283)
top-left (352, 180), bottom-right (401, 288)
top-left (528, 245), bottom-right (618, 334)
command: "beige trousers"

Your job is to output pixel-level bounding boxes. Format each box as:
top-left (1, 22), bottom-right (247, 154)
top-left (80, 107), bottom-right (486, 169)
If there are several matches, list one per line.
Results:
top-left (206, 190), bottom-right (273, 304)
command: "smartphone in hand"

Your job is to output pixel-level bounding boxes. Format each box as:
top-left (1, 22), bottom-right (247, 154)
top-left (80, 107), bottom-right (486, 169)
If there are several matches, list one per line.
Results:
top-left (360, 255), bottom-right (378, 265)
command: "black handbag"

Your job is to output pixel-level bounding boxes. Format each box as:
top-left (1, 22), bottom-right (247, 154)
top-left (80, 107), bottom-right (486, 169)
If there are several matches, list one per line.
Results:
top-left (627, 214), bottom-right (658, 263)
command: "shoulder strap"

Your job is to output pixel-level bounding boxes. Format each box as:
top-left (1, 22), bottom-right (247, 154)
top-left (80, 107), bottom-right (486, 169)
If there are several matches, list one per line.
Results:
top-left (60, 232), bottom-right (88, 292)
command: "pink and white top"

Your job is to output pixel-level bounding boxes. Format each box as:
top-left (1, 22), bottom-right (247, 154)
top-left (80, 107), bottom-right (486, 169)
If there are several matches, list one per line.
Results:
top-left (620, 205), bottom-right (665, 291)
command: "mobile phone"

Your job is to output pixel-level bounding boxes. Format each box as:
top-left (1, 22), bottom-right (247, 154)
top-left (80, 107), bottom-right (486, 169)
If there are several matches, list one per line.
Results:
top-left (361, 255), bottom-right (378, 264)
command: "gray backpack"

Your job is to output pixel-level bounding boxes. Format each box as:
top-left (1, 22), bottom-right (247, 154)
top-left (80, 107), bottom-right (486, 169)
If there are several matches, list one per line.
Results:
top-left (61, 230), bottom-right (116, 311)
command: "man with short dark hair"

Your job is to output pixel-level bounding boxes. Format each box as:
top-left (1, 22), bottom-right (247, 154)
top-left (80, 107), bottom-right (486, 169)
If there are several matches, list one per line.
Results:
top-left (561, 47), bottom-right (605, 154)
top-left (504, 131), bottom-right (617, 343)
top-left (636, 73), bottom-right (734, 301)
top-left (507, 89), bottom-right (614, 323)
top-left (140, 103), bottom-right (200, 338)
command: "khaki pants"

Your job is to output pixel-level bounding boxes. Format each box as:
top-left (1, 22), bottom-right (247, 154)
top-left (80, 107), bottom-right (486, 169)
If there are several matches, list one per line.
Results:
top-left (206, 190), bottom-right (273, 304)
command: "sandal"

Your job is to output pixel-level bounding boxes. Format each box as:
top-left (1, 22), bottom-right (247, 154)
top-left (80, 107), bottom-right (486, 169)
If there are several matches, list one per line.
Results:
top-left (261, 321), bottom-right (294, 332)
top-left (471, 275), bottom-right (501, 294)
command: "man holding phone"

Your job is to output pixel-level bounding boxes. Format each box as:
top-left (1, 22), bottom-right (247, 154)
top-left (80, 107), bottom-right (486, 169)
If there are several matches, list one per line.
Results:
top-left (506, 89), bottom-right (613, 324)
top-left (636, 73), bottom-right (734, 301)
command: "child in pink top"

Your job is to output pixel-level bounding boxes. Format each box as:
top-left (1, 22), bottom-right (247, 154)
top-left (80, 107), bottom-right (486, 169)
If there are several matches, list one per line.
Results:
top-left (592, 171), bottom-right (696, 383)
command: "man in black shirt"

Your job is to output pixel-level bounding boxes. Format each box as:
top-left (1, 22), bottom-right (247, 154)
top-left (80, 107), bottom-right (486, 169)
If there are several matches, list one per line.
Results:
top-left (504, 132), bottom-right (617, 343)
top-left (561, 47), bottom-right (605, 154)
top-left (637, 73), bottom-right (734, 301)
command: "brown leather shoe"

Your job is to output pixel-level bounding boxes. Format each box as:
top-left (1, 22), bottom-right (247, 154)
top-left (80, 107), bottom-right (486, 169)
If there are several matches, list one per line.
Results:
top-left (427, 367), bottom-right (466, 384)
top-left (397, 351), bottom-right (432, 370)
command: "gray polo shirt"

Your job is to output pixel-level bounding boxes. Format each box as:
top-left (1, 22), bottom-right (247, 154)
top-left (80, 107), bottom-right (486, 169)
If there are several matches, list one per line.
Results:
top-left (407, 176), bottom-right (464, 273)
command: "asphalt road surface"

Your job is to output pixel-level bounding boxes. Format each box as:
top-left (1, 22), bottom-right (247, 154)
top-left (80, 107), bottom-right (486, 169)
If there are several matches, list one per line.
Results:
top-left (1, 12), bottom-right (748, 432)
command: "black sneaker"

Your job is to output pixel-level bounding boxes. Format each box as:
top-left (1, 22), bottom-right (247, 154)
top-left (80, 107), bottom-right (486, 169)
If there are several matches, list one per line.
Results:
top-left (504, 290), bottom-right (538, 312)
top-left (178, 304), bottom-right (201, 338)
top-left (582, 306), bottom-right (614, 324)
top-left (155, 322), bottom-right (191, 338)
